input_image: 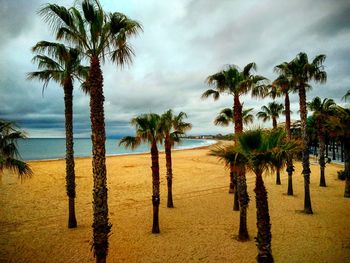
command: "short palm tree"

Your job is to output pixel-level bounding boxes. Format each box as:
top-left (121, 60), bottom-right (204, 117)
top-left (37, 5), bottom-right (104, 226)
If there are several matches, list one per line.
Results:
top-left (211, 129), bottom-right (299, 263)
top-left (28, 41), bottom-right (88, 228)
top-left (202, 63), bottom-right (267, 241)
top-left (39, 1), bottom-right (142, 260)
top-left (257, 102), bottom-right (284, 129)
top-left (160, 110), bottom-right (192, 208)
top-left (307, 97), bottom-right (336, 187)
top-left (276, 52), bottom-right (327, 214)
top-left (214, 106), bottom-right (254, 210)
top-left (119, 113), bottom-right (163, 233)
top-left (0, 120), bottom-right (33, 177)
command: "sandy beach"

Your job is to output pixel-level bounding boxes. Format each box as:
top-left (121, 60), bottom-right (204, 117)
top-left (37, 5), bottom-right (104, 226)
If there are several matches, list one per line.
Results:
top-left (0, 146), bottom-right (349, 263)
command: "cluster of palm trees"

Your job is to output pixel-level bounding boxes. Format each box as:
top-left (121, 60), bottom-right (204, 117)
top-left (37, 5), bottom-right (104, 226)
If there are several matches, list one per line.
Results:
top-left (203, 53), bottom-right (350, 262)
top-left (27, 0), bottom-right (142, 261)
top-left (2, 0), bottom-right (346, 261)
top-left (119, 110), bottom-right (192, 233)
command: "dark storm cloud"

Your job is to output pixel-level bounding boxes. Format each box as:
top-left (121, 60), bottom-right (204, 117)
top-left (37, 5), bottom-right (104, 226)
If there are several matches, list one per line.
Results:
top-left (0, 0), bottom-right (41, 44)
top-left (308, 0), bottom-right (350, 37)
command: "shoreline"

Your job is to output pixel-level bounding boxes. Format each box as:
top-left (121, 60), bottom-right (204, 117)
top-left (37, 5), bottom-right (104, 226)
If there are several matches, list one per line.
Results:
top-left (26, 139), bottom-right (218, 163)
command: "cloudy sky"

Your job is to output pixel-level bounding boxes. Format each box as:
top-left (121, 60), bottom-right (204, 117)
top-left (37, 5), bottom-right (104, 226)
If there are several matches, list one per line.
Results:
top-left (0, 0), bottom-right (349, 138)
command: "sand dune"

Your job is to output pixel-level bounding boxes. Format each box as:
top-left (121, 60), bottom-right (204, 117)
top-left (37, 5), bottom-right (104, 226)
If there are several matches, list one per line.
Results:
top-left (1, 146), bottom-right (349, 262)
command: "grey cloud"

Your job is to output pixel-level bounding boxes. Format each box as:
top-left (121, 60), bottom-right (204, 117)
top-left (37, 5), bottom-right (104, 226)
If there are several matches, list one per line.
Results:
top-left (1, 0), bottom-right (349, 137)
top-left (0, 0), bottom-right (41, 44)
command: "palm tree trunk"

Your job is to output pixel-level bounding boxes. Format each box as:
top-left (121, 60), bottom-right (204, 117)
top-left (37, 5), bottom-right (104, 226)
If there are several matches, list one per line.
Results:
top-left (165, 136), bottom-right (174, 208)
top-left (89, 56), bottom-right (111, 263)
top-left (64, 79), bottom-right (77, 229)
top-left (318, 130), bottom-right (326, 187)
top-left (255, 172), bottom-right (274, 263)
top-left (229, 165), bottom-right (234, 193)
top-left (151, 141), bottom-right (160, 233)
top-left (231, 164), bottom-right (239, 211)
top-left (275, 168), bottom-right (281, 185)
top-left (344, 142), bottom-right (350, 198)
top-left (299, 85), bottom-right (313, 214)
top-left (272, 117), bottom-right (277, 130)
top-left (234, 94), bottom-right (250, 240)
top-left (237, 169), bottom-right (249, 241)
top-left (341, 141), bottom-right (344, 162)
top-left (332, 140), bottom-right (336, 160)
top-left (285, 93), bottom-right (294, 195)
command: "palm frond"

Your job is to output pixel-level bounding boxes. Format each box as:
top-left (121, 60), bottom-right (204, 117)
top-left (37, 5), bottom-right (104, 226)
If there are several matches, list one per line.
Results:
top-left (201, 89), bottom-right (220, 100)
top-left (118, 136), bottom-right (141, 150)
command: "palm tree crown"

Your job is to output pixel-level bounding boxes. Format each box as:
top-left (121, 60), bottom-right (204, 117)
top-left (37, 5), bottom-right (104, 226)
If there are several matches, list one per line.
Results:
top-left (120, 113), bottom-right (163, 149)
top-left (202, 63), bottom-right (267, 101)
top-left (214, 107), bottom-right (254, 127)
top-left (39, 0), bottom-right (142, 64)
top-left (0, 120), bottom-right (33, 177)
top-left (27, 41), bottom-right (88, 90)
top-left (257, 102), bottom-right (284, 129)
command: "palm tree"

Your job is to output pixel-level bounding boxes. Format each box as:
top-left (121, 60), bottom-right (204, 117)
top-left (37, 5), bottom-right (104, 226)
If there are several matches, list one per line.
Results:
top-left (28, 41), bottom-right (88, 229)
top-left (257, 102), bottom-right (285, 185)
top-left (0, 120), bottom-right (33, 177)
top-left (307, 97), bottom-right (336, 187)
top-left (202, 63), bottom-right (266, 241)
top-left (270, 73), bottom-right (297, 195)
top-left (214, 107), bottom-right (254, 210)
top-left (276, 52), bottom-right (327, 214)
top-left (39, 1), bottom-right (142, 260)
top-left (257, 102), bottom-right (284, 129)
top-left (211, 129), bottom-right (299, 263)
top-left (119, 113), bottom-right (163, 233)
top-left (160, 110), bottom-right (192, 208)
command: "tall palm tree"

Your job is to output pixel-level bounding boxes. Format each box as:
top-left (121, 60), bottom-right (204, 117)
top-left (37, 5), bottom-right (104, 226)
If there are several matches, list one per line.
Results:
top-left (28, 41), bottom-right (88, 229)
top-left (211, 129), bottom-right (299, 263)
top-left (276, 52), bottom-right (327, 214)
top-left (257, 102), bottom-right (284, 129)
top-left (307, 97), bottom-right (336, 187)
top-left (214, 106), bottom-right (254, 210)
top-left (270, 73), bottom-right (297, 195)
top-left (0, 120), bottom-right (33, 177)
top-left (119, 113), bottom-right (163, 233)
top-left (202, 63), bottom-right (266, 241)
top-left (160, 110), bottom-right (192, 208)
top-left (39, 1), bottom-right (142, 260)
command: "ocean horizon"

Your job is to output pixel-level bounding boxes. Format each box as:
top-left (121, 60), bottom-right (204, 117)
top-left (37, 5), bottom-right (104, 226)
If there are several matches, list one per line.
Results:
top-left (17, 138), bottom-right (216, 161)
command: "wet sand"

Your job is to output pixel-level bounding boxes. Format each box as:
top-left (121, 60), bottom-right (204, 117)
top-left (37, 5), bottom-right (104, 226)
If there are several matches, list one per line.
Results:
top-left (1, 147), bottom-right (349, 262)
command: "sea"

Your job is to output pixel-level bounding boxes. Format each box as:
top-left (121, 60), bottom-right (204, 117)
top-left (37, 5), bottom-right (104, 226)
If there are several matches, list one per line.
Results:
top-left (17, 138), bottom-right (217, 161)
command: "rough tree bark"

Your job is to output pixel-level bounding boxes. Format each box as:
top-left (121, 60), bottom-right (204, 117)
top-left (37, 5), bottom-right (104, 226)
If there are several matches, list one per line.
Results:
top-left (89, 56), bottom-right (111, 263)
top-left (165, 135), bottom-right (174, 208)
top-left (234, 94), bottom-right (250, 240)
top-left (285, 93), bottom-right (294, 195)
top-left (299, 85), bottom-right (313, 214)
top-left (64, 78), bottom-right (77, 229)
top-left (255, 172), bottom-right (274, 263)
top-left (151, 141), bottom-right (160, 233)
